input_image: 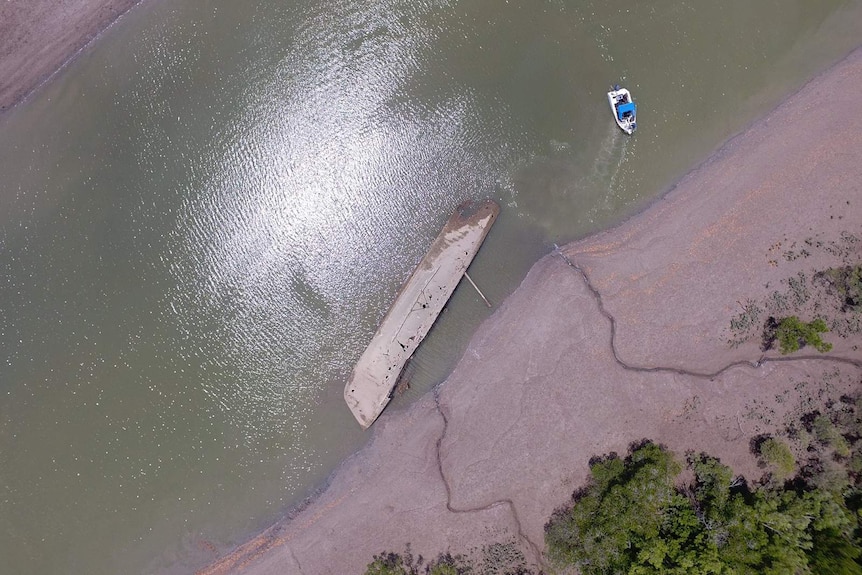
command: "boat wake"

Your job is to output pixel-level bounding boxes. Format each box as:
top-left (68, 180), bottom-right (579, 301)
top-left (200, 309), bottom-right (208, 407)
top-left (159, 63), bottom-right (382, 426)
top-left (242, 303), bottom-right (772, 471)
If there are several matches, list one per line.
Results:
top-left (582, 122), bottom-right (630, 202)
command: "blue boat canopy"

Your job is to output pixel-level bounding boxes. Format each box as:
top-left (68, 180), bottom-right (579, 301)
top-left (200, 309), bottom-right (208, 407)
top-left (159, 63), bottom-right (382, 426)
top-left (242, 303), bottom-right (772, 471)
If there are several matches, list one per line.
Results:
top-left (617, 101), bottom-right (636, 120)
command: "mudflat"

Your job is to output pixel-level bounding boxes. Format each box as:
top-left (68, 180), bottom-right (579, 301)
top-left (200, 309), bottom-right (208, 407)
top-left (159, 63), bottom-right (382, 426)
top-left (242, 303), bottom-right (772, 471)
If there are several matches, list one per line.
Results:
top-left (196, 46), bottom-right (862, 575)
top-left (0, 0), bottom-right (139, 111)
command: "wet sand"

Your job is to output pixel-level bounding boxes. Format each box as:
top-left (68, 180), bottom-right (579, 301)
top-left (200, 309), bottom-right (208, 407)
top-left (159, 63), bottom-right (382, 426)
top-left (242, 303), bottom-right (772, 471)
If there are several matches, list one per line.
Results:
top-left (0, 0), bottom-right (140, 111)
top-left (196, 46), bottom-right (862, 575)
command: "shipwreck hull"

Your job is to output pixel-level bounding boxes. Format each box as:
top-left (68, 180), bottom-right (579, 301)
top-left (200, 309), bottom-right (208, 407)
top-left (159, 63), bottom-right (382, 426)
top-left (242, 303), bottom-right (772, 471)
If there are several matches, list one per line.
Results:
top-left (344, 199), bottom-right (499, 428)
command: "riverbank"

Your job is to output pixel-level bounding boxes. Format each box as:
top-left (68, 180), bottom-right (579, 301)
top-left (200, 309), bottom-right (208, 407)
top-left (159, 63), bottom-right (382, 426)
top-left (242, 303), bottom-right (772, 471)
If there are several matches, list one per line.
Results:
top-left (0, 0), bottom-right (140, 111)
top-left (195, 46), bottom-right (862, 575)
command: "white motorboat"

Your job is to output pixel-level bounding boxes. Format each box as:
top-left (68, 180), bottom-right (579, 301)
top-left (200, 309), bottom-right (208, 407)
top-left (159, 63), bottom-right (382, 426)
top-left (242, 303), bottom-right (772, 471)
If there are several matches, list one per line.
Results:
top-left (607, 85), bottom-right (637, 134)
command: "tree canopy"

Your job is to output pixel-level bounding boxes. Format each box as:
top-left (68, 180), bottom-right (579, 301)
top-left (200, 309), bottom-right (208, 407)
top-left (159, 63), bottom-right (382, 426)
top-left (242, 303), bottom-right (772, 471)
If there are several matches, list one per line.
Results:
top-left (545, 440), bottom-right (861, 575)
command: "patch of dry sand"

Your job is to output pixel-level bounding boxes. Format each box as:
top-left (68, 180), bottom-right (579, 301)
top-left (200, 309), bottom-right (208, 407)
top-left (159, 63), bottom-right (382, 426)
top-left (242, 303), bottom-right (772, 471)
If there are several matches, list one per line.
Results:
top-left (199, 48), bottom-right (862, 575)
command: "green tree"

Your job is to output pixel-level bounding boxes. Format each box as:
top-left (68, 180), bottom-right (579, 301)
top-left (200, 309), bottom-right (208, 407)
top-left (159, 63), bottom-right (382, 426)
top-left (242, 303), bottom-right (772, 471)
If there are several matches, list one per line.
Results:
top-left (809, 527), bottom-right (862, 575)
top-left (546, 442), bottom-right (722, 574)
top-left (545, 442), bottom-right (861, 575)
top-left (774, 316), bottom-right (832, 354)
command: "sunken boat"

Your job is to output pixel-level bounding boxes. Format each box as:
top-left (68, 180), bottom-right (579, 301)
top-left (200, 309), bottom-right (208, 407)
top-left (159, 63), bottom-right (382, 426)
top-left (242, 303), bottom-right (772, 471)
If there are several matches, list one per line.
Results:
top-left (344, 199), bottom-right (499, 429)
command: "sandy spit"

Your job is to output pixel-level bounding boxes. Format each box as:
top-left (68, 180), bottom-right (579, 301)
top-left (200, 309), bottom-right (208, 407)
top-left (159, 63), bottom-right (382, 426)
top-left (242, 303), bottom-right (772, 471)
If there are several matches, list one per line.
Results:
top-left (0, 0), bottom-right (141, 111)
top-left (191, 46), bottom-right (862, 575)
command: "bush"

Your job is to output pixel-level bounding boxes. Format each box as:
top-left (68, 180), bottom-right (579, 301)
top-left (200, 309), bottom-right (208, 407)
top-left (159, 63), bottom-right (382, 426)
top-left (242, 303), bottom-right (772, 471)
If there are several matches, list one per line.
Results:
top-left (365, 552), bottom-right (413, 575)
top-left (759, 438), bottom-right (796, 479)
top-left (364, 546), bottom-right (532, 575)
top-left (773, 316), bottom-right (832, 354)
top-left (820, 265), bottom-right (862, 311)
top-left (813, 415), bottom-right (851, 457)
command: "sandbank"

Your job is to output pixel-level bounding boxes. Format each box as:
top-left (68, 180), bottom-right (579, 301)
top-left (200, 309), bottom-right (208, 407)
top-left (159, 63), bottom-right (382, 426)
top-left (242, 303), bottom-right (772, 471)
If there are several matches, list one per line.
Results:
top-left (195, 46), bottom-right (862, 575)
top-left (0, 0), bottom-right (140, 111)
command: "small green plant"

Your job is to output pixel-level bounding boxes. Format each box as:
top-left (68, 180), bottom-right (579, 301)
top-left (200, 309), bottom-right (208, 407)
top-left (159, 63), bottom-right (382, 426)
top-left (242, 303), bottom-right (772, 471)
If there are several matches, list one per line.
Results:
top-left (758, 438), bottom-right (795, 480)
top-left (770, 316), bottom-right (832, 354)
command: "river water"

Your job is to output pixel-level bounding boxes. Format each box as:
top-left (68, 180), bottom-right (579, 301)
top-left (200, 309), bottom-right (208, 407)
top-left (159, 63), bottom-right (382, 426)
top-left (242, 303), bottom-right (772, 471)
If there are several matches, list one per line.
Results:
top-left (1, 1), bottom-right (860, 573)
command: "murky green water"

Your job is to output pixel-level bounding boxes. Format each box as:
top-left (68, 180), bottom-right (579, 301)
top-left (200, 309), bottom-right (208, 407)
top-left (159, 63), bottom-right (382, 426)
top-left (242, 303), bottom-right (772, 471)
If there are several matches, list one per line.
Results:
top-left (1, 0), bottom-right (860, 572)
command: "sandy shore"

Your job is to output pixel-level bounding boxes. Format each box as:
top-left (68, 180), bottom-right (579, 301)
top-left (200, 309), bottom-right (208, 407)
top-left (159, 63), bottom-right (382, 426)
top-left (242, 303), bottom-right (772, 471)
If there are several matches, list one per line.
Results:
top-left (0, 0), bottom-right (140, 111)
top-left (191, 46), bottom-right (862, 575)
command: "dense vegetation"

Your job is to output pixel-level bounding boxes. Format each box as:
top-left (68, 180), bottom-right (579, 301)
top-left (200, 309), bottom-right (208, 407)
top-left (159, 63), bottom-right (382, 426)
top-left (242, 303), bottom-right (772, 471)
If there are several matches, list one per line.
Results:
top-left (545, 440), bottom-right (861, 574)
